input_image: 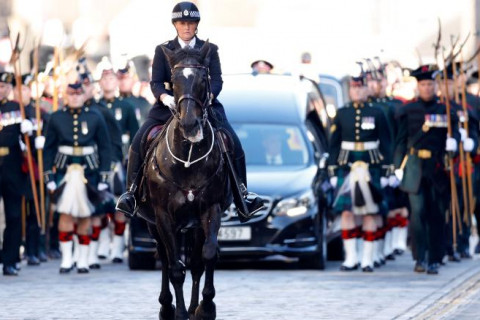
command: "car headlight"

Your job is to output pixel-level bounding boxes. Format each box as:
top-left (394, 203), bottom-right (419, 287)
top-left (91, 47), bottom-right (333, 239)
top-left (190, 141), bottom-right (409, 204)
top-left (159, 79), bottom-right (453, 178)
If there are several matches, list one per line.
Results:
top-left (273, 190), bottom-right (316, 217)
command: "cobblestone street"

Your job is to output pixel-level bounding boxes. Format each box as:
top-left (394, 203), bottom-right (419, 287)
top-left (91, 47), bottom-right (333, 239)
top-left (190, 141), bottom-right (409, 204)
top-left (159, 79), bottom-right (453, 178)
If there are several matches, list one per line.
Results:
top-left (1, 251), bottom-right (480, 320)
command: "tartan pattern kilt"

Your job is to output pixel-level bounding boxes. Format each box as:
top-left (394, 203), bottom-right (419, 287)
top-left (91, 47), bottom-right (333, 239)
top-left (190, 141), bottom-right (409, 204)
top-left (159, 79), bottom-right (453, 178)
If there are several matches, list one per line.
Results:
top-left (332, 151), bottom-right (384, 215)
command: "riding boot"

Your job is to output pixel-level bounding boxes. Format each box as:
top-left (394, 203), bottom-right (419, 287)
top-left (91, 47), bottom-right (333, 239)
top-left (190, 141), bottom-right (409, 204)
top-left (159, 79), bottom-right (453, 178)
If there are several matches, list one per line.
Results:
top-left (116, 150), bottom-right (142, 217)
top-left (233, 155), bottom-right (264, 221)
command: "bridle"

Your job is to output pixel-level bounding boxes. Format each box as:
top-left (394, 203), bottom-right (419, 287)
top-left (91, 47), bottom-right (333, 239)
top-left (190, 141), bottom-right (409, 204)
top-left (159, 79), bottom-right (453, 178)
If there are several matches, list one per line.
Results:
top-left (168, 63), bottom-right (212, 126)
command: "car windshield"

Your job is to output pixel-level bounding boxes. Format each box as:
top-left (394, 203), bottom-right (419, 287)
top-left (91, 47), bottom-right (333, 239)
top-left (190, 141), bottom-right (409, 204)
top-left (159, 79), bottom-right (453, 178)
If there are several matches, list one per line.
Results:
top-left (232, 123), bottom-right (310, 167)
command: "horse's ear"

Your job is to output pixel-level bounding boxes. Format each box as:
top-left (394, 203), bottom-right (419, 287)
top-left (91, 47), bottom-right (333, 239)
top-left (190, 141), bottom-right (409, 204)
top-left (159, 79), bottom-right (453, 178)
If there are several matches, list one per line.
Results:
top-left (161, 45), bottom-right (176, 68)
top-left (199, 39), bottom-right (211, 66)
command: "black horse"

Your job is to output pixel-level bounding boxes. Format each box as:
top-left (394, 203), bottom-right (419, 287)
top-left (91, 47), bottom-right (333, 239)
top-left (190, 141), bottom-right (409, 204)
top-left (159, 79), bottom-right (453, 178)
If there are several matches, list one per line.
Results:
top-left (141, 41), bottom-right (231, 320)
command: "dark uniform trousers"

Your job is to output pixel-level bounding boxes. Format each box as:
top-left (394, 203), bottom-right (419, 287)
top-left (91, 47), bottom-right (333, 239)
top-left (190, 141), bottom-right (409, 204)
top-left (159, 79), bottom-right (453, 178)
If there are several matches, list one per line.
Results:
top-left (408, 176), bottom-right (447, 264)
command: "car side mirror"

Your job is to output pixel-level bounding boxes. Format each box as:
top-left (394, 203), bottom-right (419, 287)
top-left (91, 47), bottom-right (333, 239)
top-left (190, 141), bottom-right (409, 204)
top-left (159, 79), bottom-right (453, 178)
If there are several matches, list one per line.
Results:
top-left (318, 153), bottom-right (329, 169)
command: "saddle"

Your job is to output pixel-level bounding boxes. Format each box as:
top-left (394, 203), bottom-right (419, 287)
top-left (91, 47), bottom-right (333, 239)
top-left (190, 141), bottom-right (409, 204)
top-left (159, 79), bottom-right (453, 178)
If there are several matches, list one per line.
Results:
top-left (135, 116), bottom-right (234, 225)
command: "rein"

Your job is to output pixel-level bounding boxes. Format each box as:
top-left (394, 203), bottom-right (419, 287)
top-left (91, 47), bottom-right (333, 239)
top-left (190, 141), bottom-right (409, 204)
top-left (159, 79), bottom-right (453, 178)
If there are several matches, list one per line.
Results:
top-left (165, 119), bottom-right (215, 168)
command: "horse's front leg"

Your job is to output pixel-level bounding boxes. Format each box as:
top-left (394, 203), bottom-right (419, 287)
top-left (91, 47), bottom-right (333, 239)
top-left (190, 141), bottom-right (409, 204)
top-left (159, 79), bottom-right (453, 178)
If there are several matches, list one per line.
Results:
top-left (195, 204), bottom-right (221, 320)
top-left (154, 210), bottom-right (189, 320)
top-left (188, 228), bottom-right (206, 319)
top-left (149, 224), bottom-right (176, 320)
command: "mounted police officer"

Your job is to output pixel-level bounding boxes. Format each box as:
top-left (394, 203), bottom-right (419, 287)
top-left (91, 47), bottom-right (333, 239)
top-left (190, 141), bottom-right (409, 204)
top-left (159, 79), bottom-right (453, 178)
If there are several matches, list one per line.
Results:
top-left (0, 72), bottom-right (33, 275)
top-left (116, 1), bottom-right (263, 220)
top-left (329, 74), bottom-right (391, 272)
top-left (394, 64), bottom-right (460, 275)
top-left (43, 77), bottom-right (112, 274)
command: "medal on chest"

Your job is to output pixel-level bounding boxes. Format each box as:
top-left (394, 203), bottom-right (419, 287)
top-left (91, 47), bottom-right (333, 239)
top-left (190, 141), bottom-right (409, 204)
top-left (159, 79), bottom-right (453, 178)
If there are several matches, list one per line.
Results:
top-left (81, 121), bottom-right (89, 135)
top-left (115, 108), bottom-right (122, 121)
top-left (361, 116), bottom-right (375, 130)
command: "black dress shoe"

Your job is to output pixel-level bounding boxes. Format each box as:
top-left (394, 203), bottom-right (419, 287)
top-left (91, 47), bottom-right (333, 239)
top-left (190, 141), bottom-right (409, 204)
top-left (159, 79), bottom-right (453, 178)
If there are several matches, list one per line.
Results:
top-left (49, 249), bottom-right (62, 260)
top-left (380, 259), bottom-right (386, 265)
top-left (448, 253), bottom-right (461, 262)
top-left (362, 266), bottom-right (374, 272)
top-left (340, 264), bottom-right (359, 271)
top-left (112, 257), bottom-right (123, 263)
top-left (460, 252), bottom-right (472, 259)
top-left (77, 268), bottom-right (89, 274)
top-left (27, 255), bottom-right (41, 266)
top-left (59, 266), bottom-right (73, 274)
top-left (393, 249), bottom-right (404, 255)
top-left (427, 263), bottom-right (439, 275)
top-left (373, 261), bottom-right (381, 268)
top-left (3, 265), bottom-right (19, 276)
top-left (38, 251), bottom-right (48, 262)
top-left (89, 263), bottom-right (101, 269)
top-left (414, 262), bottom-right (426, 273)
top-left (386, 254), bottom-right (396, 261)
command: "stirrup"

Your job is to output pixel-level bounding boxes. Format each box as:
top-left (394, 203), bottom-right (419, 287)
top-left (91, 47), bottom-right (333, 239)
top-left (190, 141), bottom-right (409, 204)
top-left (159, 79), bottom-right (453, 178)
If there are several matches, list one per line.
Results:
top-left (115, 190), bottom-right (137, 218)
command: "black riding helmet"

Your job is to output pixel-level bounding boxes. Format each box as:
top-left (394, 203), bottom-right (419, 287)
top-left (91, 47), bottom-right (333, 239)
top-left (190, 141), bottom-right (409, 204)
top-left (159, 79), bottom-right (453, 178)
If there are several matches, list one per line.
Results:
top-left (171, 1), bottom-right (201, 23)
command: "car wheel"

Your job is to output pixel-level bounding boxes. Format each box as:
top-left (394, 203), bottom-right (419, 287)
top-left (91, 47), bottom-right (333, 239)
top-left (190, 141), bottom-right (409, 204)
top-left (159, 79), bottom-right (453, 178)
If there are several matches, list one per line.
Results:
top-left (299, 210), bottom-right (326, 270)
top-left (128, 250), bottom-right (156, 270)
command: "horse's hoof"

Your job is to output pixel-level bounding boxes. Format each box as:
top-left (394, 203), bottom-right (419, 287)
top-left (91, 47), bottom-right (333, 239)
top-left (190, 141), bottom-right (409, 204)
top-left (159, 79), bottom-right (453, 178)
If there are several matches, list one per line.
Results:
top-left (195, 301), bottom-right (216, 320)
top-left (159, 305), bottom-right (175, 320)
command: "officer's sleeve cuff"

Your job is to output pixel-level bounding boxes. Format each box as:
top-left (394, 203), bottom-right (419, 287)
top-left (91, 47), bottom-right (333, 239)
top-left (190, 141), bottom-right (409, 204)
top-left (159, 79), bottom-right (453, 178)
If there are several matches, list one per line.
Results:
top-left (327, 165), bottom-right (338, 178)
top-left (99, 171), bottom-right (110, 183)
top-left (44, 170), bottom-right (54, 183)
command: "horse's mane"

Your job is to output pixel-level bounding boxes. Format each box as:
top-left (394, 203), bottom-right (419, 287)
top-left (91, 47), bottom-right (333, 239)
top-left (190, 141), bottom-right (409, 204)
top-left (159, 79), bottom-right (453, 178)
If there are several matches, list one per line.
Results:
top-left (169, 47), bottom-right (204, 67)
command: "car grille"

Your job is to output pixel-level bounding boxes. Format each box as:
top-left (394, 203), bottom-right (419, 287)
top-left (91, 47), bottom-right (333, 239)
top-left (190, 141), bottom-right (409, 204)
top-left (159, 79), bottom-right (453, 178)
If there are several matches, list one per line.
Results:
top-left (221, 195), bottom-right (272, 225)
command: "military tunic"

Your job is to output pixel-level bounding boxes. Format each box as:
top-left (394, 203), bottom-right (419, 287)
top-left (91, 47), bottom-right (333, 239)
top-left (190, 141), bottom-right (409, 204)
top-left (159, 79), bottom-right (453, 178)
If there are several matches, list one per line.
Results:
top-left (0, 99), bottom-right (27, 267)
top-left (394, 97), bottom-right (460, 264)
top-left (328, 101), bottom-right (391, 214)
top-left (43, 105), bottom-right (112, 215)
top-left (120, 93), bottom-right (151, 126)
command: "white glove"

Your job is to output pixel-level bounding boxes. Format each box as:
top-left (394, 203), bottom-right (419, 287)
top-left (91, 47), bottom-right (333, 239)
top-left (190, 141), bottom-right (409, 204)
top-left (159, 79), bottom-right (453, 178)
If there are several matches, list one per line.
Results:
top-left (446, 137), bottom-right (458, 152)
top-left (46, 181), bottom-right (57, 192)
top-left (97, 182), bottom-right (109, 191)
top-left (161, 94), bottom-right (176, 109)
top-left (18, 137), bottom-right (26, 151)
top-left (380, 177), bottom-right (389, 188)
top-left (121, 134), bottom-right (130, 145)
top-left (35, 136), bottom-right (45, 150)
top-left (459, 128), bottom-right (467, 142)
top-left (388, 175), bottom-right (400, 188)
top-left (330, 176), bottom-right (338, 188)
top-left (463, 137), bottom-right (474, 152)
top-left (20, 119), bottom-right (33, 135)
top-left (394, 169), bottom-right (404, 181)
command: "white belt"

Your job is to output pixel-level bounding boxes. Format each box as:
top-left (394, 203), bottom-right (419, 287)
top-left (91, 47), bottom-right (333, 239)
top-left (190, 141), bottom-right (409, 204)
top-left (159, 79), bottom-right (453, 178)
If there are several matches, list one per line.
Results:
top-left (58, 146), bottom-right (95, 156)
top-left (341, 141), bottom-right (379, 151)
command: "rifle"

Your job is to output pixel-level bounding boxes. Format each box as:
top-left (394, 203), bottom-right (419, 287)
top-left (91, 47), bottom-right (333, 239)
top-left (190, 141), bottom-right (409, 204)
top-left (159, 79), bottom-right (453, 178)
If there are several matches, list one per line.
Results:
top-left (9, 32), bottom-right (42, 228)
top-left (459, 55), bottom-right (475, 224)
top-left (33, 40), bottom-right (46, 234)
top-left (441, 49), bottom-right (462, 251)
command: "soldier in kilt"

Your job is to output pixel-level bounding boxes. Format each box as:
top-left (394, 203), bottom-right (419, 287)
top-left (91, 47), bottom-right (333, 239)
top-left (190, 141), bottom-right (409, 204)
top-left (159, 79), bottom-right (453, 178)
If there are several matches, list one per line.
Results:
top-left (328, 75), bottom-right (391, 272)
top-left (43, 79), bottom-right (112, 274)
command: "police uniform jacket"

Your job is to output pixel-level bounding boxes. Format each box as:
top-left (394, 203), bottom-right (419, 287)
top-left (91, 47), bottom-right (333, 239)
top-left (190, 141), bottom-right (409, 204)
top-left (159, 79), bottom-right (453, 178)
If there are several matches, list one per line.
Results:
top-left (43, 105), bottom-right (112, 184)
top-left (0, 99), bottom-right (27, 196)
top-left (149, 36), bottom-right (223, 123)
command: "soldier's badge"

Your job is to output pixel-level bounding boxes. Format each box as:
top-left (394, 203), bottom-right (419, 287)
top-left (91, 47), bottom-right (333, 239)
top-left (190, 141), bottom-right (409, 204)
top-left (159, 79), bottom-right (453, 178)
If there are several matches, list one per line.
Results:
top-left (81, 121), bottom-right (89, 135)
top-left (115, 108), bottom-right (122, 120)
top-left (330, 124), bottom-right (336, 133)
top-left (422, 123), bottom-right (429, 132)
